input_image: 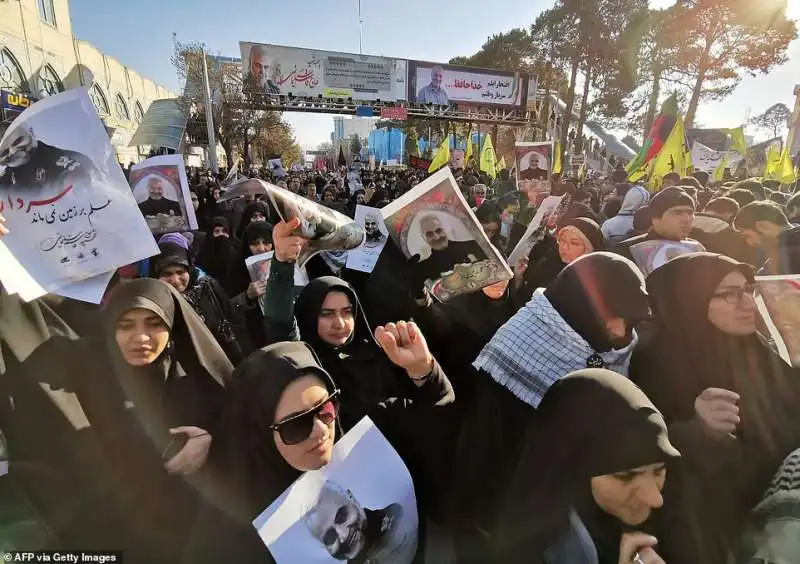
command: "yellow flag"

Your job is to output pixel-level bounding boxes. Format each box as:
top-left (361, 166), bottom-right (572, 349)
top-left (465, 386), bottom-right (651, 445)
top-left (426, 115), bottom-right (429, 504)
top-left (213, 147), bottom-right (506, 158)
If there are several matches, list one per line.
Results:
top-left (464, 133), bottom-right (473, 166)
top-left (480, 134), bottom-right (497, 179)
top-left (724, 127), bottom-right (747, 155)
top-left (648, 116), bottom-right (688, 191)
top-left (766, 146), bottom-right (796, 184)
top-left (712, 154), bottom-right (728, 183)
top-left (428, 136), bottom-right (450, 173)
top-left (764, 142), bottom-right (782, 177)
top-left (553, 141), bottom-right (562, 174)
top-left (496, 156), bottom-right (506, 174)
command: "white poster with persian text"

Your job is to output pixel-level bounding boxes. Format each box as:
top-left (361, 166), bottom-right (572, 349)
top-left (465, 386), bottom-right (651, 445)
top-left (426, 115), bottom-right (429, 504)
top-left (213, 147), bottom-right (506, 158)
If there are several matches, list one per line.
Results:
top-left (240, 42), bottom-right (408, 102)
top-left (690, 142), bottom-right (742, 174)
top-left (0, 88), bottom-right (158, 300)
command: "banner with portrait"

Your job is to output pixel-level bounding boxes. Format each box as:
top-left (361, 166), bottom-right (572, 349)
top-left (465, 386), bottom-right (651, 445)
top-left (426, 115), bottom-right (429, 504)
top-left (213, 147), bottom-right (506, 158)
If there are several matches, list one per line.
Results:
top-left (130, 155), bottom-right (197, 234)
top-left (380, 168), bottom-right (512, 302)
top-left (245, 251), bottom-right (274, 313)
top-left (345, 205), bottom-right (389, 273)
top-left (240, 42), bottom-right (407, 102)
top-left (407, 61), bottom-right (527, 108)
top-left (515, 142), bottom-right (553, 198)
top-left (755, 275), bottom-right (800, 368)
top-left (629, 240), bottom-right (705, 277)
top-left (0, 88), bottom-right (158, 302)
top-left (254, 417), bottom-right (418, 564)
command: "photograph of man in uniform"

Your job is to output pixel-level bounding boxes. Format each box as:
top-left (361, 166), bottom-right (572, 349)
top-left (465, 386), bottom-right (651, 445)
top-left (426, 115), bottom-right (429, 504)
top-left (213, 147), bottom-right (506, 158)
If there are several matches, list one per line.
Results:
top-left (363, 213), bottom-right (386, 249)
top-left (416, 65), bottom-right (448, 106)
top-left (410, 212), bottom-right (484, 287)
top-left (248, 44), bottom-right (281, 94)
top-left (303, 481), bottom-right (410, 564)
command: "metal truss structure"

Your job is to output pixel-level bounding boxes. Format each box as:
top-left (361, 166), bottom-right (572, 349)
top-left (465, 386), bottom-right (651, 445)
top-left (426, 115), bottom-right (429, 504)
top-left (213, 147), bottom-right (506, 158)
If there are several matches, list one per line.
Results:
top-left (231, 92), bottom-right (539, 128)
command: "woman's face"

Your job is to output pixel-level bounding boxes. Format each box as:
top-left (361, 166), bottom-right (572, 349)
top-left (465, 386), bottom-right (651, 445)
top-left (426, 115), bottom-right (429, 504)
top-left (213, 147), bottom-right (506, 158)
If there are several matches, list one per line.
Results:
top-left (707, 271), bottom-right (757, 336)
top-left (158, 265), bottom-right (191, 293)
top-left (591, 463), bottom-right (666, 526)
top-left (317, 291), bottom-right (355, 347)
top-left (274, 375), bottom-right (335, 471)
top-left (557, 226), bottom-right (593, 264)
top-left (248, 237), bottom-right (273, 256)
top-left (212, 226), bottom-right (229, 238)
top-left (114, 308), bottom-right (171, 366)
top-left (251, 211), bottom-right (266, 222)
top-left (356, 193), bottom-right (366, 205)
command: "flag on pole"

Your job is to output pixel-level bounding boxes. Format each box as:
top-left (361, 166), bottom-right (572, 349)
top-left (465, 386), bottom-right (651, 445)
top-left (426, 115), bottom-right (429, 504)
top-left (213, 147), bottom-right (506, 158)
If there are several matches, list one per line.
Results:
top-left (428, 136), bottom-right (450, 173)
top-left (648, 116), bottom-right (689, 191)
top-left (553, 140), bottom-right (563, 174)
top-left (712, 154), bottom-right (728, 183)
top-left (627, 93), bottom-right (679, 182)
top-left (764, 142), bottom-right (782, 177)
top-left (480, 134), bottom-right (498, 179)
top-left (496, 155), bottom-right (506, 175)
top-left (765, 146), bottom-right (796, 184)
top-left (723, 126), bottom-right (748, 155)
top-left (464, 132), bottom-right (473, 167)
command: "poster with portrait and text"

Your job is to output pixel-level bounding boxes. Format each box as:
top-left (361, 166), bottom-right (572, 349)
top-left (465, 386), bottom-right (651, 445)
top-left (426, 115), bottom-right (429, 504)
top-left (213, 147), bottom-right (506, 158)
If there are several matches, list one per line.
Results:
top-left (380, 168), bottom-right (512, 301)
top-left (0, 88), bottom-right (158, 301)
top-left (254, 417), bottom-right (418, 564)
top-left (246, 251), bottom-right (274, 314)
top-left (345, 205), bottom-right (389, 273)
top-left (130, 155), bottom-right (197, 234)
top-left (515, 141), bottom-right (553, 197)
top-left (755, 275), bottom-right (800, 367)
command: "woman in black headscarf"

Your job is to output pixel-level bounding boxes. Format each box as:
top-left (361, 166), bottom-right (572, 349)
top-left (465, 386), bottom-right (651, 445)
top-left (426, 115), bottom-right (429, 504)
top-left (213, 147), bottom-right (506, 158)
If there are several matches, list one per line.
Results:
top-left (514, 216), bottom-right (605, 304)
top-left (629, 253), bottom-right (800, 563)
top-left (80, 279), bottom-right (232, 564)
top-left (234, 200), bottom-right (272, 242)
top-left (446, 253), bottom-right (651, 556)
top-left (196, 217), bottom-right (238, 286)
top-left (490, 369), bottom-right (680, 564)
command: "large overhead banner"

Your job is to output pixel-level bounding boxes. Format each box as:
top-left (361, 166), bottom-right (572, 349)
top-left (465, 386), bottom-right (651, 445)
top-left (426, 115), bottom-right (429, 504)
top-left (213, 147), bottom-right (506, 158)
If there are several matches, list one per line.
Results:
top-left (407, 61), bottom-right (527, 108)
top-left (240, 42), bottom-right (407, 102)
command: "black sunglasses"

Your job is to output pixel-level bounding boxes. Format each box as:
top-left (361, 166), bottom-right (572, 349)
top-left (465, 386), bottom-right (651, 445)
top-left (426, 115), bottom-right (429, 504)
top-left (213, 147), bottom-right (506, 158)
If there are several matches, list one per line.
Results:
top-left (270, 389), bottom-right (340, 445)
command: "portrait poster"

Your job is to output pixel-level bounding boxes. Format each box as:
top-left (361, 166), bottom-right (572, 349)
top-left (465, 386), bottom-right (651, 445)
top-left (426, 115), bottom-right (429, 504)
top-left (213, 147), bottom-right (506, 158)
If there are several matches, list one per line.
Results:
top-left (506, 194), bottom-right (566, 268)
top-left (267, 183), bottom-right (365, 267)
top-left (130, 155), bottom-right (197, 234)
top-left (629, 240), bottom-right (705, 277)
top-left (0, 88), bottom-right (158, 300)
top-left (245, 251), bottom-right (274, 314)
top-left (380, 167), bottom-right (512, 302)
top-left (515, 142), bottom-right (553, 197)
top-left (253, 417), bottom-right (418, 564)
top-left (346, 205), bottom-right (389, 273)
top-left (755, 275), bottom-right (800, 368)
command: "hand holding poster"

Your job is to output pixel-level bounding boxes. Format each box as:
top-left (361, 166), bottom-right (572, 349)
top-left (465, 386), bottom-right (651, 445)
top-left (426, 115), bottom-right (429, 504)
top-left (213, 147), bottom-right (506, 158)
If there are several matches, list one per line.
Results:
top-left (506, 194), bottom-right (566, 268)
top-left (130, 155), bottom-right (198, 234)
top-left (267, 184), bottom-right (365, 267)
top-left (755, 275), bottom-right (800, 367)
top-left (254, 417), bottom-right (418, 564)
top-left (0, 88), bottom-right (158, 300)
top-left (245, 251), bottom-right (274, 313)
top-left (345, 205), bottom-right (389, 273)
top-left (380, 168), bottom-right (512, 301)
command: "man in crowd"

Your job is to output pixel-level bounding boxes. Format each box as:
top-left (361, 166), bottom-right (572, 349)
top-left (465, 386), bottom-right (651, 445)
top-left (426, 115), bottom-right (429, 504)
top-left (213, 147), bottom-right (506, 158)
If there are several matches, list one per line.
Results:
top-left (417, 66), bottom-right (449, 106)
top-left (137, 177), bottom-right (183, 217)
top-left (734, 200), bottom-right (800, 274)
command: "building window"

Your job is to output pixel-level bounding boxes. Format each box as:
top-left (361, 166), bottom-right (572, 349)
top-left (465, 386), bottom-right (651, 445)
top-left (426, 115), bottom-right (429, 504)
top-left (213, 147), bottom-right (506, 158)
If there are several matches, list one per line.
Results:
top-left (114, 94), bottom-right (130, 121)
top-left (37, 0), bottom-right (57, 27)
top-left (89, 84), bottom-right (110, 116)
top-left (37, 65), bottom-right (63, 97)
top-left (134, 102), bottom-right (144, 124)
top-left (0, 48), bottom-right (28, 93)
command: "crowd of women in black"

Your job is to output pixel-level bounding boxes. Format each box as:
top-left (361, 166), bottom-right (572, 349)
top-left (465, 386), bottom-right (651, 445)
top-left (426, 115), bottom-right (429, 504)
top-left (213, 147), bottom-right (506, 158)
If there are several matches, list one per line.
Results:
top-left (3, 160), bottom-right (800, 564)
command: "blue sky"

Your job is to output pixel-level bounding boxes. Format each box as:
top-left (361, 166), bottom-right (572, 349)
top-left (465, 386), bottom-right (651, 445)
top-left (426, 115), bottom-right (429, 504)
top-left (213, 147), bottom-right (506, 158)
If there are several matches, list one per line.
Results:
top-left (70, 0), bottom-right (800, 148)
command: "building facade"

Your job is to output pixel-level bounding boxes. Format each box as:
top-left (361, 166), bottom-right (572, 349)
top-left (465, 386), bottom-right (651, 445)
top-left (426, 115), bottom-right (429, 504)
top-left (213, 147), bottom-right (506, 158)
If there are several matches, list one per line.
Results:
top-left (0, 0), bottom-right (174, 163)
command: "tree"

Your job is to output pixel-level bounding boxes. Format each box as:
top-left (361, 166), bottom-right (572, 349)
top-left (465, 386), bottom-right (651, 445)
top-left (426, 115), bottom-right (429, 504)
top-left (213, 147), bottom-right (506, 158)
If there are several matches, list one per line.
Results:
top-left (668, 0), bottom-right (796, 127)
top-left (751, 103), bottom-right (792, 138)
top-left (350, 134), bottom-right (363, 156)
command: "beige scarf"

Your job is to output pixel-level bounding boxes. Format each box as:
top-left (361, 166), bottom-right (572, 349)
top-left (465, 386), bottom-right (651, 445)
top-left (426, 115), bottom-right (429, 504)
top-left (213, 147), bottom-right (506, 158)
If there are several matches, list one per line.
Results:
top-left (0, 288), bottom-right (77, 374)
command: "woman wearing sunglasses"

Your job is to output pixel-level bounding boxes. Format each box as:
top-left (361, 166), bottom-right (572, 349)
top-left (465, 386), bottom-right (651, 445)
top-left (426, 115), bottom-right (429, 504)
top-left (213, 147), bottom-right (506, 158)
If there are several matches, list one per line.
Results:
top-left (629, 253), bottom-right (800, 562)
top-left (185, 334), bottom-right (438, 564)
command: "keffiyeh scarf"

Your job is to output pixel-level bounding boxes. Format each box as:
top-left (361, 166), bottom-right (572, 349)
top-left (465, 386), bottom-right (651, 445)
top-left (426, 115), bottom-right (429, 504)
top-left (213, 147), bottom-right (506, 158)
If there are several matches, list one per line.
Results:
top-left (473, 289), bottom-right (637, 408)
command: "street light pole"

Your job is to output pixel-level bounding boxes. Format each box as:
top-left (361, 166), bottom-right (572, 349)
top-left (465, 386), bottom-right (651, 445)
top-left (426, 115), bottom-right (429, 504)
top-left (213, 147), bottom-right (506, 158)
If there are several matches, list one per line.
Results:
top-left (358, 0), bottom-right (363, 54)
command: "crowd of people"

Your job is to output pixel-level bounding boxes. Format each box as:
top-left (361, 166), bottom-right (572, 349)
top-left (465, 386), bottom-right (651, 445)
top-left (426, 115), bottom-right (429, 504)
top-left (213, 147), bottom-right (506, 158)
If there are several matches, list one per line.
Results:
top-left (3, 155), bottom-right (800, 564)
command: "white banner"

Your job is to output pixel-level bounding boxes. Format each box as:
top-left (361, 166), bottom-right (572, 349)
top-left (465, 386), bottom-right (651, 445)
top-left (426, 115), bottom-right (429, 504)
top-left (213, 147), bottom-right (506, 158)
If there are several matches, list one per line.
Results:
top-left (409, 61), bottom-right (525, 107)
top-left (690, 141), bottom-right (742, 174)
top-left (0, 88), bottom-right (157, 301)
top-left (240, 42), bottom-right (407, 102)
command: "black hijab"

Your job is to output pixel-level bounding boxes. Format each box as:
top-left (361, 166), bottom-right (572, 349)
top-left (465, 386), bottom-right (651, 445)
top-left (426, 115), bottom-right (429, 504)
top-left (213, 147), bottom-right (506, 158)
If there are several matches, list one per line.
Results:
top-left (228, 221), bottom-right (274, 296)
top-left (196, 216), bottom-right (238, 285)
top-left (492, 369), bottom-right (680, 563)
top-left (545, 252), bottom-right (650, 352)
top-left (102, 279), bottom-right (232, 447)
top-left (212, 341), bottom-right (338, 521)
top-left (235, 201), bottom-right (273, 241)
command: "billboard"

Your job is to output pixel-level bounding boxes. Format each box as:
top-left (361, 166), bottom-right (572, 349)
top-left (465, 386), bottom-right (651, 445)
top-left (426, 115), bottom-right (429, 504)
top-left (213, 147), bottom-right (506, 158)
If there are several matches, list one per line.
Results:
top-left (240, 42), bottom-right (407, 102)
top-left (407, 61), bottom-right (527, 108)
